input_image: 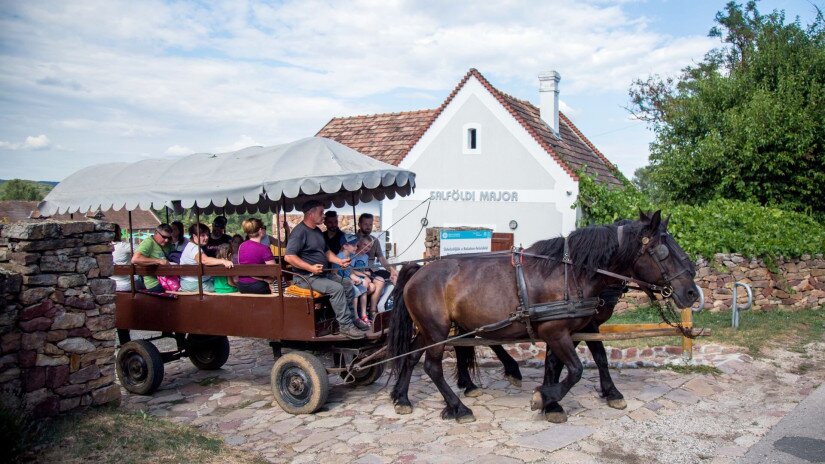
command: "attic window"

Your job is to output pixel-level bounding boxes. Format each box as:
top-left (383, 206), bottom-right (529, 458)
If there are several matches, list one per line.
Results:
top-left (463, 123), bottom-right (481, 154)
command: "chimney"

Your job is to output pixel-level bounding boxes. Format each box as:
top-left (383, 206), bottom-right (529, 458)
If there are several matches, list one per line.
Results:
top-left (539, 71), bottom-right (561, 137)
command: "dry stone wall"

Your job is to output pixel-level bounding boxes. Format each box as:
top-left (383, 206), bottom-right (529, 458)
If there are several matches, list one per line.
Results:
top-left (0, 220), bottom-right (119, 417)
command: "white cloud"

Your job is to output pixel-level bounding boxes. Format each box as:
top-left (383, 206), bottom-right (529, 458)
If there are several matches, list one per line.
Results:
top-left (164, 144), bottom-right (193, 156)
top-left (0, 134), bottom-right (51, 150)
top-left (213, 135), bottom-right (262, 153)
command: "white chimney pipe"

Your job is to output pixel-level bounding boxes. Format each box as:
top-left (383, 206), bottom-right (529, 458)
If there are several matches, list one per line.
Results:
top-left (539, 71), bottom-right (561, 137)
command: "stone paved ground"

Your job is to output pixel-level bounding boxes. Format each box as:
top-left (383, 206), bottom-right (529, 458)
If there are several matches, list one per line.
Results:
top-left (121, 337), bottom-right (825, 464)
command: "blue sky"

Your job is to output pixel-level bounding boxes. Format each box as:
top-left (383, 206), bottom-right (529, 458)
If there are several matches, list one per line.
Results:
top-left (0, 0), bottom-right (820, 182)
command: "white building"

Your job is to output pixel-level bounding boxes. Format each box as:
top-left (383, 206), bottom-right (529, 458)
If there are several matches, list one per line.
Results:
top-left (318, 69), bottom-right (623, 259)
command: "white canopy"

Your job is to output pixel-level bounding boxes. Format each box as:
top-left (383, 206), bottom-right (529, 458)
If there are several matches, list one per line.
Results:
top-left (38, 137), bottom-right (415, 215)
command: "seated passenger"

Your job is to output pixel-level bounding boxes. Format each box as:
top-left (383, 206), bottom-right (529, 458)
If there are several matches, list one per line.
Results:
top-left (337, 234), bottom-right (372, 325)
top-left (179, 223), bottom-right (234, 292)
top-left (237, 218), bottom-right (276, 294)
top-left (230, 234), bottom-right (243, 265)
top-left (323, 210), bottom-right (345, 255)
top-left (167, 220), bottom-right (188, 264)
top-left (111, 224), bottom-right (135, 292)
top-left (131, 224), bottom-right (174, 293)
top-left (213, 244), bottom-right (239, 294)
top-left (204, 216), bottom-right (232, 258)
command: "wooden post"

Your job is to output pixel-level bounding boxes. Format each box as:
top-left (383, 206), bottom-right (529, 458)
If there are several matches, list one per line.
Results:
top-left (195, 206), bottom-right (204, 299)
top-left (128, 211), bottom-right (136, 296)
top-left (681, 307), bottom-right (693, 360)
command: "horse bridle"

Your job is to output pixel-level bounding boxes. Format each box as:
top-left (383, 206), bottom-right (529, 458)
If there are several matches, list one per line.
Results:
top-left (618, 225), bottom-right (694, 298)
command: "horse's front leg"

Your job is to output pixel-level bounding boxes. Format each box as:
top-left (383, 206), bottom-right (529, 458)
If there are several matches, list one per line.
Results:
top-left (424, 344), bottom-right (475, 423)
top-left (586, 339), bottom-right (626, 409)
top-left (533, 332), bottom-right (583, 420)
top-left (532, 347), bottom-right (569, 423)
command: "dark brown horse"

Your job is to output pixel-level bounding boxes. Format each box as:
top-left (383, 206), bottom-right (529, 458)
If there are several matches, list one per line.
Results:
top-left (387, 211), bottom-right (698, 422)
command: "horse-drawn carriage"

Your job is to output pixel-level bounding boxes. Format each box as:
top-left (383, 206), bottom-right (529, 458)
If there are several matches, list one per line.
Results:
top-left (39, 137), bottom-right (414, 414)
top-left (41, 136), bottom-right (706, 420)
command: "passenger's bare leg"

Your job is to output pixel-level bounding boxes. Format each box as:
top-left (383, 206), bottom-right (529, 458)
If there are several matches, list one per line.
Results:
top-left (370, 277), bottom-right (385, 317)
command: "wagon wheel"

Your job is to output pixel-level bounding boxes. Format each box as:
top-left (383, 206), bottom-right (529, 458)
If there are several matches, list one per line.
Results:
top-left (187, 335), bottom-right (230, 370)
top-left (116, 340), bottom-right (164, 395)
top-left (271, 351), bottom-right (329, 414)
top-left (335, 351), bottom-right (385, 386)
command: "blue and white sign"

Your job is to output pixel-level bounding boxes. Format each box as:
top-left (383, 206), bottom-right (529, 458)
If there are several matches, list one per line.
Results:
top-left (440, 230), bottom-right (493, 256)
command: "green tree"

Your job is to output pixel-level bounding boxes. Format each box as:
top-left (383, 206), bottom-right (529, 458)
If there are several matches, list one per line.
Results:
top-left (0, 179), bottom-right (43, 201)
top-left (629, 1), bottom-right (825, 214)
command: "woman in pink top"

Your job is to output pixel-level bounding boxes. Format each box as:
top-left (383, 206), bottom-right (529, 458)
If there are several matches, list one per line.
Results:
top-left (237, 218), bottom-right (276, 294)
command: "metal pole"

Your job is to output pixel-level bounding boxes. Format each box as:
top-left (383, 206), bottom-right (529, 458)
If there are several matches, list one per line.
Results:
top-left (351, 192), bottom-right (357, 234)
top-left (195, 206), bottom-right (204, 299)
top-left (165, 206), bottom-right (169, 224)
top-left (128, 211), bottom-right (136, 296)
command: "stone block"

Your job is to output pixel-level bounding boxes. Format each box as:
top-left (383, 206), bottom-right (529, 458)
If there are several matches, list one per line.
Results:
top-left (69, 364), bottom-right (100, 384)
top-left (92, 330), bottom-right (116, 341)
top-left (21, 272), bottom-right (57, 288)
top-left (88, 278), bottom-right (115, 296)
top-left (87, 375), bottom-right (113, 390)
top-left (86, 315), bottom-right (114, 332)
top-left (82, 232), bottom-right (114, 245)
top-left (95, 255), bottom-right (114, 277)
top-left (95, 294), bottom-right (116, 305)
top-left (57, 274), bottom-right (87, 288)
top-left (1, 332), bottom-right (21, 352)
top-left (35, 354), bottom-right (69, 367)
top-left (57, 337), bottom-right (96, 354)
top-left (19, 287), bottom-right (54, 305)
top-left (93, 222), bottom-right (116, 232)
top-left (86, 268), bottom-right (100, 278)
top-left (0, 267), bottom-right (23, 293)
top-left (59, 396), bottom-right (81, 412)
top-left (68, 327), bottom-right (91, 338)
top-left (40, 255), bottom-right (78, 272)
top-left (19, 317), bottom-right (53, 332)
top-left (1, 222), bottom-right (60, 240)
top-left (92, 384), bottom-right (121, 406)
top-left (59, 222), bottom-right (96, 236)
top-left (86, 244), bottom-right (113, 254)
top-left (0, 306), bottom-right (19, 329)
top-left (0, 366), bottom-right (20, 383)
top-left (45, 330), bottom-right (68, 343)
top-left (19, 350), bottom-right (36, 367)
top-left (51, 290), bottom-right (64, 304)
top-left (55, 383), bottom-right (87, 397)
top-left (17, 238), bottom-right (82, 252)
top-left (21, 332), bottom-right (46, 351)
top-left (43, 343), bottom-right (63, 355)
top-left (51, 312), bottom-right (85, 330)
top-left (65, 295), bottom-right (95, 310)
top-left (22, 367), bottom-right (45, 392)
top-left (46, 365), bottom-right (69, 389)
top-left (10, 252), bottom-right (39, 265)
top-left (75, 256), bottom-right (98, 273)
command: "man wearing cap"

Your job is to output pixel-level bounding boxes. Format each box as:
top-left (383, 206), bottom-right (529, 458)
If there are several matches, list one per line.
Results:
top-left (204, 215), bottom-right (232, 257)
top-left (285, 200), bottom-right (368, 339)
top-left (356, 213), bottom-right (398, 316)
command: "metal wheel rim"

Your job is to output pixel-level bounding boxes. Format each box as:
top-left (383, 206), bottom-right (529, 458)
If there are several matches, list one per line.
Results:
top-left (121, 350), bottom-right (148, 387)
top-left (279, 364), bottom-right (312, 407)
top-left (192, 346), bottom-right (216, 365)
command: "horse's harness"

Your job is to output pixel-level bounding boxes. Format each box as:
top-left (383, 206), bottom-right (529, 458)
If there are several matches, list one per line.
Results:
top-left (506, 226), bottom-right (691, 340)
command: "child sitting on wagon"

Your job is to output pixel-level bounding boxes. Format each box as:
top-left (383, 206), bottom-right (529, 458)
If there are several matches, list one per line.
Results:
top-left (334, 234), bottom-right (372, 324)
top-left (213, 244), bottom-right (238, 293)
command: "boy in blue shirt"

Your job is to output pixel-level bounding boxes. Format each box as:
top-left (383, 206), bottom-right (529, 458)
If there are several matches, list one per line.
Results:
top-left (335, 235), bottom-right (372, 324)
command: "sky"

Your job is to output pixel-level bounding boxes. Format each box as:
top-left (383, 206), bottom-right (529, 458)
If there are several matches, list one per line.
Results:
top-left (0, 0), bottom-right (820, 182)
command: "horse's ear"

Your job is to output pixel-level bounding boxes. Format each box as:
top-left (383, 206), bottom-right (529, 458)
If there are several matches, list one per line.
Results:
top-left (638, 208), bottom-right (649, 221)
top-left (662, 214), bottom-right (671, 229)
top-left (648, 210), bottom-right (662, 231)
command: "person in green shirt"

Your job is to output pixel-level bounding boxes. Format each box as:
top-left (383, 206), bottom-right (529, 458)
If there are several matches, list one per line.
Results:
top-left (131, 224), bottom-right (173, 292)
top-left (213, 244), bottom-right (238, 293)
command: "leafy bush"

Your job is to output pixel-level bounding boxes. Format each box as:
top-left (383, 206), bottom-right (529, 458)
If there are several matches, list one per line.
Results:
top-left (575, 173), bottom-right (825, 258)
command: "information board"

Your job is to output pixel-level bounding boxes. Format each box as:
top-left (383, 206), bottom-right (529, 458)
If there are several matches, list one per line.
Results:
top-left (440, 229), bottom-right (492, 256)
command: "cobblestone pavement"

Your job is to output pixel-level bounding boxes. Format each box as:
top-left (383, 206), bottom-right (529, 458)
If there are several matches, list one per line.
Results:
top-left (121, 337), bottom-right (824, 464)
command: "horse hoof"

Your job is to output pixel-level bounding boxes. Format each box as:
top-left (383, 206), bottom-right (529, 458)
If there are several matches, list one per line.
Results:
top-left (395, 404), bottom-right (413, 415)
top-left (530, 391), bottom-right (543, 411)
top-left (545, 411), bottom-right (568, 423)
top-left (464, 387), bottom-right (483, 398)
top-left (456, 414), bottom-right (476, 424)
top-left (505, 375), bottom-right (522, 388)
top-left (607, 398), bottom-right (627, 410)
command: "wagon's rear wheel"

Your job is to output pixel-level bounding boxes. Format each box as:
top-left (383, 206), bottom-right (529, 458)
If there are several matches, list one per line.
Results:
top-left (116, 340), bottom-right (164, 395)
top-left (271, 351), bottom-right (329, 414)
top-left (335, 351), bottom-right (385, 386)
top-left (187, 335), bottom-right (230, 370)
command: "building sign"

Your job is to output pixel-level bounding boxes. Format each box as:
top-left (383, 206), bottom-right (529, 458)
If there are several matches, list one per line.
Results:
top-left (440, 229), bottom-right (492, 256)
top-left (429, 190), bottom-right (519, 202)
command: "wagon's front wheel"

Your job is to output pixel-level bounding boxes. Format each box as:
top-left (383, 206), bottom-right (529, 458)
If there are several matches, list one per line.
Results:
top-left (116, 340), bottom-right (164, 395)
top-left (271, 351), bottom-right (329, 414)
top-left (187, 335), bottom-right (230, 370)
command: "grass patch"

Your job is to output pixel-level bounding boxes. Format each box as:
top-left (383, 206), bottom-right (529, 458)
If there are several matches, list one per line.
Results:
top-left (608, 304), bottom-right (825, 356)
top-left (656, 364), bottom-right (722, 375)
top-left (17, 405), bottom-right (266, 464)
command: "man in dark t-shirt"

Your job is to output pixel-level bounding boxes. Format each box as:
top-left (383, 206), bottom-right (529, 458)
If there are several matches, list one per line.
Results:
top-left (285, 200), bottom-right (367, 339)
top-left (323, 210), bottom-right (345, 255)
top-left (204, 216), bottom-right (232, 257)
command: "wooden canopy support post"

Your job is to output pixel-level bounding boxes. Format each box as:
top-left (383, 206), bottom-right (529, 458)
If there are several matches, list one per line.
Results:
top-left (195, 206), bottom-right (204, 299)
top-left (165, 206), bottom-right (169, 224)
top-left (128, 210), bottom-right (136, 296)
top-left (275, 201), bottom-right (284, 296)
top-left (351, 192), bottom-right (357, 234)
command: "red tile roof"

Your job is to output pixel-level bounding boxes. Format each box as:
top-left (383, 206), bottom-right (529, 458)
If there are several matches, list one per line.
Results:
top-left (0, 201), bottom-right (161, 230)
top-left (318, 68), bottom-right (624, 187)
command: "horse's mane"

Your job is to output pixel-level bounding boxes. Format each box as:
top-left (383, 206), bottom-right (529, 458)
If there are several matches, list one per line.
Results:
top-left (524, 219), bottom-right (644, 278)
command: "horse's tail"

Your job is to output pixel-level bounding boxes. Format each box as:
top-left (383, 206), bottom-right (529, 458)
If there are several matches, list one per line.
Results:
top-left (387, 262), bottom-right (421, 375)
